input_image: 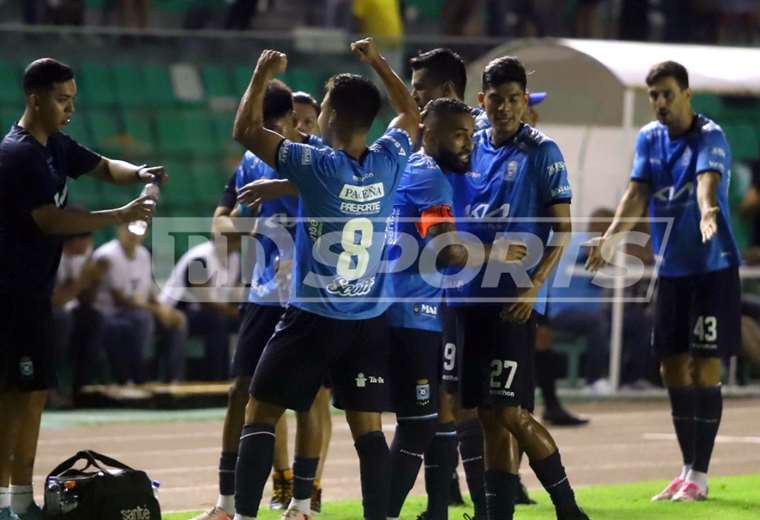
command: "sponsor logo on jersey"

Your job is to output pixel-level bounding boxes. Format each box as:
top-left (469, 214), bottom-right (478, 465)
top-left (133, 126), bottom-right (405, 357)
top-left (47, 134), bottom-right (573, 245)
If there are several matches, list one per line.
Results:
top-left (711, 147), bottom-right (726, 158)
top-left (308, 219), bottom-right (323, 241)
top-left (652, 182), bottom-right (694, 203)
top-left (301, 146), bottom-right (312, 165)
top-left (413, 303), bottom-right (438, 317)
top-left (53, 184), bottom-right (68, 208)
top-left (551, 185), bottom-right (571, 198)
top-left (339, 182), bottom-right (385, 203)
top-left (680, 147), bottom-right (692, 167)
top-left (383, 134), bottom-right (408, 156)
top-left (356, 372), bottom-right (384, 387)
top-left (506, 160), bottom-right (519, 180)
top-left (339, 201), bottom-right (382, 215)
top-left (707, 160), bottom-right (726, 173)
top-left (546, 161), bottom-right (566, 176)
top-left (19, 357), bottom-right (33, 377)
top-left (326, 276), bottom-right (376, 297)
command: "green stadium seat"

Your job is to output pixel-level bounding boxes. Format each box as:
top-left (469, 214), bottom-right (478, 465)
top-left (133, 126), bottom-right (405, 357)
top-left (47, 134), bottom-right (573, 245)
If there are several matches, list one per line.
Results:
top-left (724, 124), bottom-right (759, 162)
top-left (161, 160), bottom-right (199, 212)
top-left (210, 111), bottom-right (235, 149)
top-left (68, 176), bottom-right (102, 208)
top-left (202, 65), bottom-right (234, 99)
top-left (691, 93), bottom-right (721, 118)
top-left (78, 62), bottom-right (118, 108)
top-left (287, 67), bottom-right (319, 96)
top-left (0, 107), bottom-right (20, 130)
top-left (100, 183), bottom-right (139, 210)
top-left (190, 161), bottom-right (228, 208)
top-left (86, 110), bottom-right (122, 154)
top-left (143, 64), bottom-right (176, 108)
top-left (112, 63), bottom-right (148, 108)
top-left (0, 61), bottom-right (23, 105)
top-left (62, 112), bottom-right (90, 143)
top-left (156, 110), bottom-right (218, 156)
top-left (233, 66), bottom-right (253, 96)
top-left (123, 110), bottom-right (156, 154)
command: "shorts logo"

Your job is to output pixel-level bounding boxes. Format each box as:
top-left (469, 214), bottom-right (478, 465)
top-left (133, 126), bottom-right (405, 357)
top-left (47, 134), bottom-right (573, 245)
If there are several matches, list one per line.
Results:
top-left (413, 303), bottom-right (438, 317)
top-left (416, 379), bottom-right (430, 405)
top-left (356, 372), bottom-right (384, 388)
top-left (19, 357), bottom-right (34, 377)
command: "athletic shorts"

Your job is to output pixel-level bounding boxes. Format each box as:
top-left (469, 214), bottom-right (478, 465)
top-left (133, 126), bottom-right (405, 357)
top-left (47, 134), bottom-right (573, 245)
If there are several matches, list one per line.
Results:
top-left (454, 305), bottom-right (536, 411)
top-left (441, 303), bottom-right (461, 394)
top-left (388, 327), bottom-right (441, 420)
top-left (251, 306), bottom-right (390, 412)
top-left (231, 303), bottom-right (285, 378)
top-left (0, 294), bottom-right (57, 391)
top-left (653, 266), bottom-right (741, 359)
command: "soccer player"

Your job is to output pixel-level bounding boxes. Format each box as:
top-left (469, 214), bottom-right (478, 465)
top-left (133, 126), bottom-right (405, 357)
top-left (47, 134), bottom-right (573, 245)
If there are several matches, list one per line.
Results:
top-left (292, 92), bottom-right (320, 136)
top-left (384, 97), bottom-right (530, 519)
top-left (447, 56), bottom-right (588, 520)
top-left (586, 61), bottom-right (740, 502)
top-left (230, 37), bottom-right (418, 520)
top-left (192, 80), bottom-right (327, 520)
top-left (409, 47), bottom-right (491, 519)
top-left (0, 58), bottom-right (158, 520)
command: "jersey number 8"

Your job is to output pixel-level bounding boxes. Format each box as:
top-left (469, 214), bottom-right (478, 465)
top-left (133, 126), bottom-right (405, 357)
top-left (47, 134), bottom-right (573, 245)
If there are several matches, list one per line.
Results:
top-left (336, 217), bottom-right (373, 280)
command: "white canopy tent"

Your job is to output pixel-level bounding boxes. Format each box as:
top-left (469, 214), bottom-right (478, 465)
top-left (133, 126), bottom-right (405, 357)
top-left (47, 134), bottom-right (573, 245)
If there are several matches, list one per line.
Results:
top-left (466, 38), bottom-right (760, 217)
top-left (466, 39), bottom-right (760, 390)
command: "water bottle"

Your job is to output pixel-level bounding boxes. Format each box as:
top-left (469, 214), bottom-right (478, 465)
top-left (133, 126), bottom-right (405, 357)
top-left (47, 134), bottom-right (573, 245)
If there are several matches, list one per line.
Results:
top-left (128, 181), bottom-right (161, 236)
top-left (151, 480), bottom-right (161, 501)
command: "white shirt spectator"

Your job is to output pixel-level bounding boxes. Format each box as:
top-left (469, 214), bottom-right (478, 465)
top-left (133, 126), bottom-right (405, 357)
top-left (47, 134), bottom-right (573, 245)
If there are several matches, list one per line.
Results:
top-left (93, 239), bottom-right (153, 315)
top-left (158, 241), bottom-right (241, 309)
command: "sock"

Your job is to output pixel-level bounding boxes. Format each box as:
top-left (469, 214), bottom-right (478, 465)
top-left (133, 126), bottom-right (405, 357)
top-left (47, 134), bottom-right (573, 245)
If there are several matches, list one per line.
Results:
top-left (234, 423), bottom-right (276, 518)
top-left (233, 515), bottom-right (255, 520)
top-left (693, 386), bottom-right (722, 473)
top-left (535, 350), bottom-right (561, 410)
top-left (457, 418), bottom-right (487, 517)
top-left (685, 469), bottom-right (708, 491)
top-left (679, 464), bottom-right (692, 480)
top-left (10, 485), bottom-right (33, 513)
top-left (423, 422), bottom-right (457, 520)
top-left (667, 386), bottom-right (696, 467)
top-left (0, 487), bottom-right (9, 509)
top-left (388, 419), bottom-right (437, 517)
top-left (355, 431), bottom-right (391, 520)
top-left (314, 479), bottom-right (321, 491)
top-left (216, 495), bottom-right (235, 516)
top-left (529, 451), bottom-right (576, 510)
top-left (218, 450), bottom-right (237, 513)
top-left (484, 470), bottom-right (517, 520)
top-left (292, 456), bottom-right (319, 510)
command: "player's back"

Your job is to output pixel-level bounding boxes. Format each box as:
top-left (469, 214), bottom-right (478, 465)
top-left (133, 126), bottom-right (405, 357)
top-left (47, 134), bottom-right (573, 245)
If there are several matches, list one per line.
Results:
top-left (277, 127), bottom-right (413, 319)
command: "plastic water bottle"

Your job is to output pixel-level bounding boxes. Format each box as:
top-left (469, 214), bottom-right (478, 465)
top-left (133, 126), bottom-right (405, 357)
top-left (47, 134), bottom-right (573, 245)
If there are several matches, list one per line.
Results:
top-left (151, 480), bottom-right (161, 501)
top-left (127, 181), bottom-right (161, 236)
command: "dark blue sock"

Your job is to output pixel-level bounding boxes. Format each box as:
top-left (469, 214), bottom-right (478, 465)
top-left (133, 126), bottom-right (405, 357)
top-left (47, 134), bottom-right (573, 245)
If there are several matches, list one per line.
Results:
top-left (458, 418), bottom-right (487, 517)
top-left (293, 456), bottom-right (319, 501)
top-left (529, 451), bottom-right (576, 509)
top-left (388, 419), bottom-right (437, 517)
top-left (693, 386), bottom-right (722, 473)
top-left (355, 431), bottom-right (390, 520)
top-left (668, 386), bottom-right (696, 467)
top-left (424, 422), bottom-right (457, 520)
top-left (234, 423), bottom-right (275, 517)
top-left (485, 470), bottom-right (517, 520)
top-left (219, 451), bottom-right (237, 496)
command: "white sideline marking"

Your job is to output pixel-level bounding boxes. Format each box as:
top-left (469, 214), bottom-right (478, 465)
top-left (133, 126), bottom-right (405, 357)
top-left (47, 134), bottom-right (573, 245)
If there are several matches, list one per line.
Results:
top-left (644, 433), bottom-right (760, 444)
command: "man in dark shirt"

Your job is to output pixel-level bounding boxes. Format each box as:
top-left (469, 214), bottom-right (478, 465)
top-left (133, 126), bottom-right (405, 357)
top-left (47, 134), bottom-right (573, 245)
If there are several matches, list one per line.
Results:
top-left (0, 58), bottom-right (160, 519)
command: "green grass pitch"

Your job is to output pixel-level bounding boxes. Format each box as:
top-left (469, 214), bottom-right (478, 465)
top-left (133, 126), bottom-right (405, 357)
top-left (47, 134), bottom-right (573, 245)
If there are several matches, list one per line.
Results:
top-left (163, 473), bottom-right (760, 519)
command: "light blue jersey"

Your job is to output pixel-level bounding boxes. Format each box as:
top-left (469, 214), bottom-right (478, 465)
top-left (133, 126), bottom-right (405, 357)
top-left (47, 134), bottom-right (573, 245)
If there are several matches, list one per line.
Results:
top-left (386, 152), bottom-right (455, 332)
top-left (236, 135), bottom-right (322, 306)
top-left (630, 114), bottom-right (740, 277)
top-left (276, 127), bottom-right (413, 319)
top-left (447, 124), bottom-right (572, 309)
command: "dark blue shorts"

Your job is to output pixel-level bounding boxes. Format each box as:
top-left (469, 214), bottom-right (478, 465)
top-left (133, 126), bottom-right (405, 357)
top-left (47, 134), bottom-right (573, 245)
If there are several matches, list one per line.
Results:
top-left (251, 306), bottom-right (390, 412)
top-left (231, 303), bottom-right (284, 378)
top-left (389, 327), bottom-right (441, 420)
top-left (454, 305), bottom-right (536, 411)
top-left (653, 266), bottom-right (741, 359)
top-left (0, 295), bottom-right (57, 391)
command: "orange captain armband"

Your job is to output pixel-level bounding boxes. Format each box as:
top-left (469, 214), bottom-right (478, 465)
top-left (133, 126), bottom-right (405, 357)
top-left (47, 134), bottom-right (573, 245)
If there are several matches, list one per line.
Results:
top-left (417, 205), bottom-right (455, 238)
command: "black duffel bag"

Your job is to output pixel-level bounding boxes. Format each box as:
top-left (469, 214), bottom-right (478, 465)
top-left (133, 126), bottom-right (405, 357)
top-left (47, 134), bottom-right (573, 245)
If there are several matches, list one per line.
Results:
top-left (44, 450), bottom-right (161, 519)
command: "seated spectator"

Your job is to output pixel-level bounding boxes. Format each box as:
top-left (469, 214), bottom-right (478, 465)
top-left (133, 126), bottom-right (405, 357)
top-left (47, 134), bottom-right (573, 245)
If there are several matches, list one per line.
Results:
top-left (158, 225), bottom-right (242, 381)
top-left (51, 231), bottom-right (109, 404)
top-left (93, 224), bottom-right (187, 384)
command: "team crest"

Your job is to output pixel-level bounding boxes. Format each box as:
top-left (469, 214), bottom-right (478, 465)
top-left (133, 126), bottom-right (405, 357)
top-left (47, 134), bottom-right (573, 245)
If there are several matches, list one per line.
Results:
top-left (506, 161), bottom-right (519, 180)
top-left (416, 379), bottom-right (430, 405)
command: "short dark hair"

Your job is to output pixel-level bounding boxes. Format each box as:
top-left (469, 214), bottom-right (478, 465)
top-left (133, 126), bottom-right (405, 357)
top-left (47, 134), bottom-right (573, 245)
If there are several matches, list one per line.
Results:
top-left (263, 79), bottom-right (293, 123)
top-left (325, 73), bottom-right (381, 131)
top-left (293, 91), bottom-right (320, 115)
top-left (422, 97), bottom-right (473, 122)
top-left (646, 61), bottom-right (689, 90)
top-left (482, 56), bottom-right (527, 92)
top-left (410, 48), bottom-right (467, 99)
top-left (23, 58), bottom-right (74, 94)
